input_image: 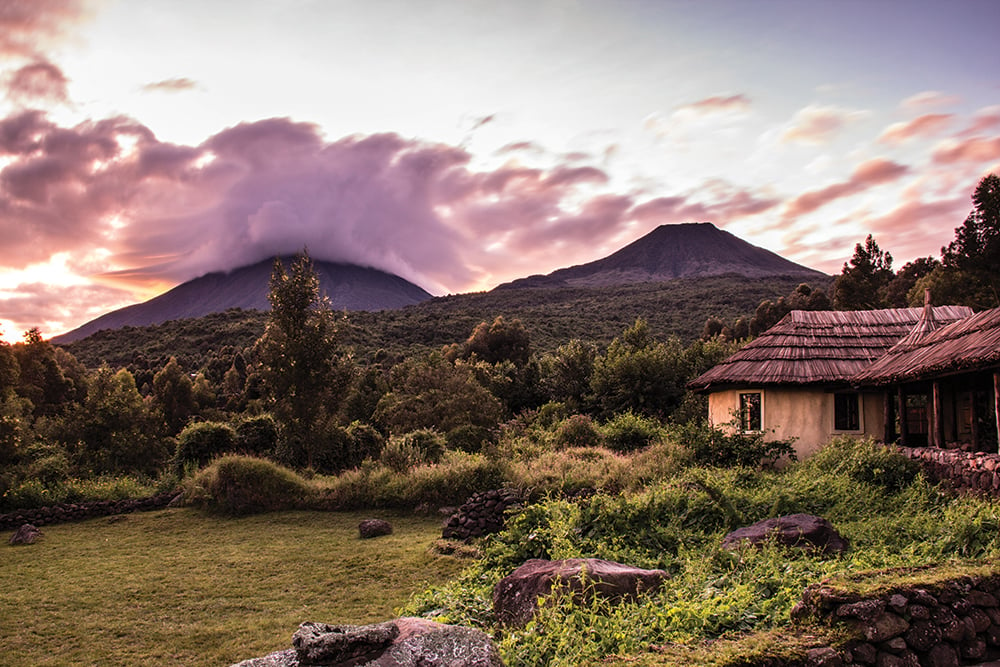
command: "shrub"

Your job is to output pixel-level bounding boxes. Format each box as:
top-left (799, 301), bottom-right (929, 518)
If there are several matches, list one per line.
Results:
top-left (601, 411), bottom-right (665, 452)
top-left (346, 421), bottom-right (386, 463)
top-left (551, 414), bottom-right (603, 449)
top-left (671, 420), bottom-right (796, 468)
top-left (184, 455), bottom-right (312, 515)
top-left (174, 421), bottom-right (237, 473)
top-left (803, 436), bottom-right (919, 492)
top-left (234, 414), bottom-right (279, 457)
top-left (381, 429), bottom-right (446, 472)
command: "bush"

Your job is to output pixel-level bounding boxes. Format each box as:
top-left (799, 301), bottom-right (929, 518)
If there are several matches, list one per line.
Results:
top-left (551, 414), bottom-right (603, 449)
top-left (184, 455), bottom-right (312, 515)
top-left (671, 420), bottom-right (796, 468)
top-left (174, 421), bottom-right (237, 473)
top-left (802, 436), bottom-right (920, 492)
top-left (381, 429), bottom-right (446, 472)
top-left (601, 411), bottom-right (665, 452)
top-left (346, 421), bottom-right (385, 463)
top-left (234, 414), bottom-right (279, 457)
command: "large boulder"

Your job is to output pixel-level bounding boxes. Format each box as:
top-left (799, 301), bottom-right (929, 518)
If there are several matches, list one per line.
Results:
top-left (721, 514), bottom-right (848, 555)
top-left (231, 617), bottom-right (502, 667)
top-left (492, 557), bottom-right (669, 627)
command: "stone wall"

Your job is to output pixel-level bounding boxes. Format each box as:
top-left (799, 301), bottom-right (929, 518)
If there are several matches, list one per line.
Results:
top-left (0, 491), bottom-right (178, 531)
top-left (897, 446), bottom-right (1000, 494)
top-left (793, 571), bottom-right (1000, 665)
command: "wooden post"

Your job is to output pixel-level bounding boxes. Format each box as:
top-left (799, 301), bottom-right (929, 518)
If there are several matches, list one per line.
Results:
top-left (994, 372), bottom-right (1000, 454)
top-left (932, 381), bottom-right (943, 448)
top-left (883, 392), bottom-right (895, 443)
top-left (898, 386), bottom-right (909, 447)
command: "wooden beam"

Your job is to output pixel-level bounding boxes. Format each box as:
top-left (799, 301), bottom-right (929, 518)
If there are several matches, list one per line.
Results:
top-left (898, 386), bottom-right (909, 447)
top-left (883, 392), bottom-right (895, 443)
top-left (994, 372), bottom-right (1000, 454)
top-left (932, 381), bottom-right (943, 448)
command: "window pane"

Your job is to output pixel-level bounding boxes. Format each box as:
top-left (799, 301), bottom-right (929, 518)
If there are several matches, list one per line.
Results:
top-left (740, 392), bottom-right (761, 431)
top-left (835, 393), bottom-right (859, 431)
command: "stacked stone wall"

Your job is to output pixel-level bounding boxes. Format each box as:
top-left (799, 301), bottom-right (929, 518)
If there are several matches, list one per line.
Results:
top-left (793, 573), bottom-right (1000, 665)
top-left (441, 489), bottom-right (522, 541)
top-left (0, 491), bottom-right (178, 531)
top-left (898, 446), bottom-right (1000, 494)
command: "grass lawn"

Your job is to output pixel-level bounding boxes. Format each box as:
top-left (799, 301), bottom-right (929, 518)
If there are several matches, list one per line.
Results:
top-left (1, 508), bottom-right (464, 666)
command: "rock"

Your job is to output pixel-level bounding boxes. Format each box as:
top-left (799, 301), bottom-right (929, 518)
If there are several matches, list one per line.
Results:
top-left (492, 558), bottom-right (668, 627)
top-left (720, 514), bottom-right (848, 555)
top-left (903, 620), bottom-right (941, 652)
top-left (358, 519), bottom-right (393, 539)
top-left (862, 612), bottom-right (909, 643)
top-left (232, 618), bottom-right (502, 667)
top-left (806, 646), bottom-right (843, 666)
top-left (837, 599), bottom-right (885, 623)
top-left (8, 523), bottom-right (43, 545)
top-left (924, 643), bottom-right (959, 667)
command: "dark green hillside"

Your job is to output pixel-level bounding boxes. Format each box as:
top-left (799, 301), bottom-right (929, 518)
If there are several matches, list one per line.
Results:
top-left (61, 273), bottom-right (827, 374)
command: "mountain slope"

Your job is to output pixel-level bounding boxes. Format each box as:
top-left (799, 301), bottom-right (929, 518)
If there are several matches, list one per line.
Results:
top-left (54, 260), bottom-right (433, 343)
top-left (498, 222), bottom-right (826, 288)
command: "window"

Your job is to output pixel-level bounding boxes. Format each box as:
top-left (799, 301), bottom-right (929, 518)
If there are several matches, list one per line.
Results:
top-left (834, 392), bottom-right (860, 431)
top-left (739, 392), bottom-right (762, 431)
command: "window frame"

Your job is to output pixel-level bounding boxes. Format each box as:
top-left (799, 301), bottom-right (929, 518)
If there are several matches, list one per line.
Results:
top-left (833, 391), bottom-right (861, 432)
top-left (739, 391), bottom-right (763, 432)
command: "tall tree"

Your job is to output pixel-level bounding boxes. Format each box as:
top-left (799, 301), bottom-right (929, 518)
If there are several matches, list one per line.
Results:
top-left (254, 251), bottom-right (352, 469)
top-left (940, 173), bottom-right (1000, 307)
top-left (833, 235), bottom-right (894, 310)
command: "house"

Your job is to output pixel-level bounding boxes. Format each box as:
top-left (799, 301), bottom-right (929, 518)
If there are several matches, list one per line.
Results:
top-left (852, 305), bottom-right (1000, 452)
top-left (687, 306), bottom-right (973, 458)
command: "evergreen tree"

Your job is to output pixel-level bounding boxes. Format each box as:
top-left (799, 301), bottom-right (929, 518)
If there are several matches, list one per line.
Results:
top-left (833, 235), bottom-right (893, 310)
top-left (940, 173), bottom-right (1000, 307)
top-left (253, 251), bottom-right (352, 469)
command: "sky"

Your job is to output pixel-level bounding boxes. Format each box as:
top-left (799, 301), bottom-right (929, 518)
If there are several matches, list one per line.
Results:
top-left (0, 0), bottom-right (998, 342)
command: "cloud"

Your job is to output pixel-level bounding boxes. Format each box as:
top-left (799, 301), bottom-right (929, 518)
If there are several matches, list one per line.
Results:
top-left (932, 136), bottom-right (1000, 165)
top-left (901, 91), bottom-right (961, 111)
top-left (878, 114), bottom-right (952, 144)
top-left (0, 0), bottom-right (92, 58)
top-left (783, 158), bottom-right (910, 220)
top-left (0, 280), bottom-right (134, 330)
top-left (961, 106), bottom-right (1000, 137)
top-left (780, 105), bottom-right (866, 145)
top-left (4, 60), bottom-right (70, 105)
top-left (141, 77), bottom-right (199, 93)
top-left (676, 94), bottom-right (751, 116)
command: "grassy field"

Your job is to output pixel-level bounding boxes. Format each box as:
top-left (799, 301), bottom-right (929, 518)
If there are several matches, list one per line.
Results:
top-left (0, 508), bottom-right (464, 666)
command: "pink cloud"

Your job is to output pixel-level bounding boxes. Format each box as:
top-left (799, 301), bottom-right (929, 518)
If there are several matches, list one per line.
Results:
top-left (961, 107), bottom-right (1000, 137)
top-left (901, 91), bottom-right (961, 111)
top-left (932, 136), bottom-right (1000, 165)
top-left (141, 77), bottom-right (198, 93)
top-left (878, 114), bottom-right (952, 144)
top-left (780, 105), bottom-right (864, 145)
top-left (4, 60), bottom-right (69, 104)
top-left (783, 158), bottom-right (910, 220)
top-left (677, 94), bottom-right (751, 115)
top-left (0, 0), bottom-right (91, 58)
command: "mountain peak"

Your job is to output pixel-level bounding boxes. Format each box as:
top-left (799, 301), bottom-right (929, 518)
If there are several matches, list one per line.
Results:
top-left (497, 222), bottom-right (825, 289)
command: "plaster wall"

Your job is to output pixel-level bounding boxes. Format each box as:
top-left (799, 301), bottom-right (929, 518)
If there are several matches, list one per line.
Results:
top-left (707, 387), bottom-right (886, 459)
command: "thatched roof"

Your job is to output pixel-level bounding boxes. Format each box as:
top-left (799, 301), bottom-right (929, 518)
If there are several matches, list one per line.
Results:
top-left (853, 306), bottom-right (1000, 386)
top-left (688, 306), bottom-right (973, 391)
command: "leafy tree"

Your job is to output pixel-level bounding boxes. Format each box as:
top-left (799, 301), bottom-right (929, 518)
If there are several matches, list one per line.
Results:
top-left (13, 328), bottom-right (76, 417)
top-left (253, 251), bottom-right (353, 469)
top-left (71, 366), bottom-right (168, 475)
top-left (883, 257), bottom-right (940, 307)
top-left (833, 235), bottom-right (894, 310)
top-left (152, 356), bottom-right (195, 434)
top-left (590, 319), bottom-right (689, 419)
top-left (538, 339), bottom-right (597, 411)
top-left (173, 421), bottom-right (237, 473)
top-left (373, 352), bottom-right (503, 435)
top-left (460, 316), bottom-right (532, 366)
